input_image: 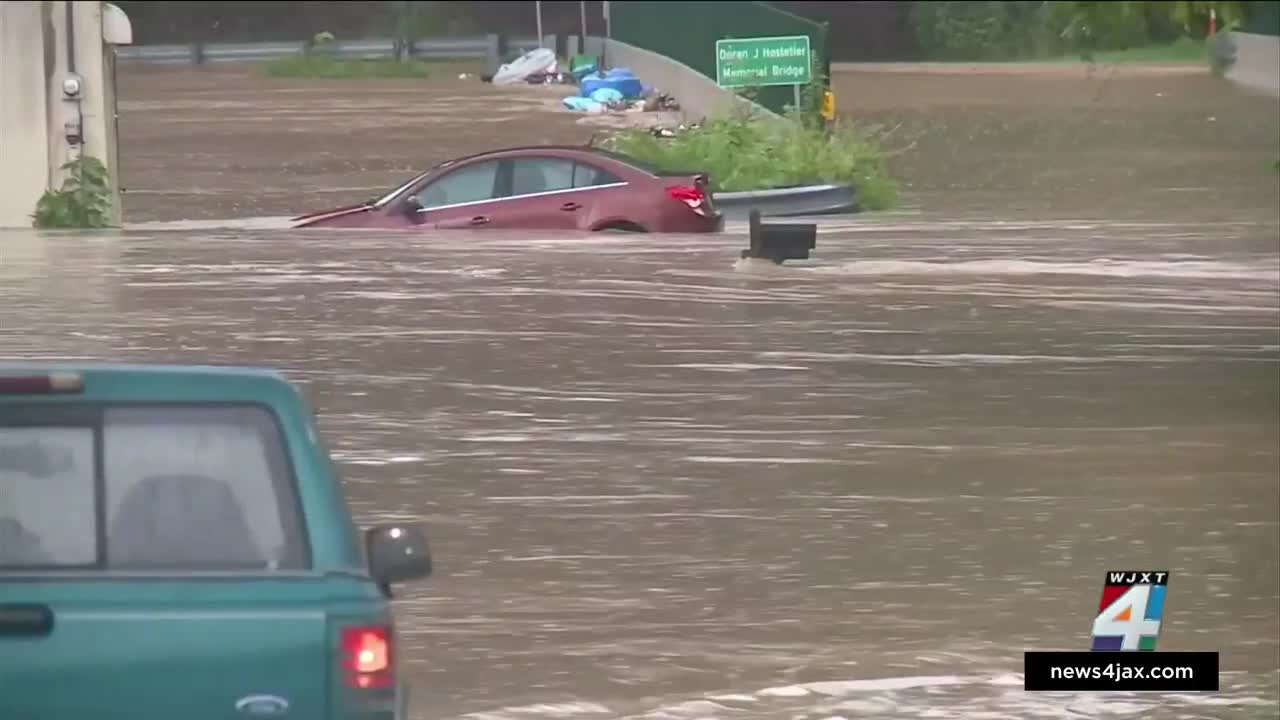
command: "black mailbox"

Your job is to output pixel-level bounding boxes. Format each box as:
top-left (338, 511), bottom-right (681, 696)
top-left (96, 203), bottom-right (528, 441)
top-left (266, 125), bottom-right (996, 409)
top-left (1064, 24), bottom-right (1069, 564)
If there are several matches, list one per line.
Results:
top-left (741, 209), bottom-right (817, 265)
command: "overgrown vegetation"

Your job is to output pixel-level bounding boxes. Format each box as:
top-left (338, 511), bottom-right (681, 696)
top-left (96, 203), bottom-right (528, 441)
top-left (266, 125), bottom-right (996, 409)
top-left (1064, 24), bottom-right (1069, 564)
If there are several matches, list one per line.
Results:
top-left (605, 111), bottom-right (898, 211)
top-left (911, 0), bottom-right (1250, 62)
top-left (607, 60), bottom-right (897, 211)
top-left (913, 1), bottom-right (1070, 60)
top-left (32, 156), bottom-right (113, 229)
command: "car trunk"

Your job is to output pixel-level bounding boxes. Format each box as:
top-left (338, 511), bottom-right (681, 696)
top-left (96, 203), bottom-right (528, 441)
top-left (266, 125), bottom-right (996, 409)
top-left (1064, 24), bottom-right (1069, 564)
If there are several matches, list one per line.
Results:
top-left (0, 578), bottom-right (336, 719)
top-left (662, 172), bottom-right (718, 216)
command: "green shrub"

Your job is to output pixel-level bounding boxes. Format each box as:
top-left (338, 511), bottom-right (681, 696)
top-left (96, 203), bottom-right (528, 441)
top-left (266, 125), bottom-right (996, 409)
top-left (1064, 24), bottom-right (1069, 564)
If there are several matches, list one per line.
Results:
top-left (604, 111), bottom-right (898, 211)
top-left (32, 155), bottom-right (112, 229)
top-left (913, 1), bottom-right (1065, 61)
top-left (912, 0), bottom-right (1204, 62)
top-left (262, 54), bottom-right (434, 79)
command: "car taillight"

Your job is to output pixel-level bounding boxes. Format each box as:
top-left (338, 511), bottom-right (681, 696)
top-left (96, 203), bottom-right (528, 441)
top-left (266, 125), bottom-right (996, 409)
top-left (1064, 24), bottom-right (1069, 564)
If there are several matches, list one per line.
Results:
top-left (0, 372), bottom-right (83, 394)
top-left (667, 184), bottom-right (707, 212)
top-left (340, 625), bottom-right (393, 689)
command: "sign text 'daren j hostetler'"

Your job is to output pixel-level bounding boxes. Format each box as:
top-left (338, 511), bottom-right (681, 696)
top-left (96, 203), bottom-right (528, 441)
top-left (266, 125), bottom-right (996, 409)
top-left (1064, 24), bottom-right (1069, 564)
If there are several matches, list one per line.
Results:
top-left (714, 36), bottom-right (811, 88)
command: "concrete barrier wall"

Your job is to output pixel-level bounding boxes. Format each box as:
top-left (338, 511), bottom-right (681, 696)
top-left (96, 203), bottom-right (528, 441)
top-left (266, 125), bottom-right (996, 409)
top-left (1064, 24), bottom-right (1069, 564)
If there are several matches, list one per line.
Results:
top-left (583, 35), bottom-right (780, 123)
top-left (0, 1), bottom-right (53, 228)
top-left (1226, 32), bottom-right (1280, 96)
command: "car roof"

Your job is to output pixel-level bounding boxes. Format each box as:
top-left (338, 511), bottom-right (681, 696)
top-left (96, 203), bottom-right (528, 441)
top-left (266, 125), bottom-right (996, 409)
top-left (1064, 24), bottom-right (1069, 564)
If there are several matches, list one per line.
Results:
top-left (436, 145), bottom-right (661, 174)
top-left (0, 361), bottom-right (300, 404)
top-left (0, 360), bottom-right (288, 381)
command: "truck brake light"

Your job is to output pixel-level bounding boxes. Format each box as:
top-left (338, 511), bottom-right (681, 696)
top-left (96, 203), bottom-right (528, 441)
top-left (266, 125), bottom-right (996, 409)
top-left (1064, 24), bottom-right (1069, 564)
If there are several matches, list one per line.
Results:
top-left (0, 372), bottom-right (84, 394)
top-left (340, 625), bottom-right (393, 689)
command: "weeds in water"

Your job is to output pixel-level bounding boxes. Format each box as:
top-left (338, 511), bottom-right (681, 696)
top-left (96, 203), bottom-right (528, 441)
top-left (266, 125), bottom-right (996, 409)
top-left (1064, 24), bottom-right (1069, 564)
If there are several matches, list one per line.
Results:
top-left (32, 156), bottom-right (112, 229)
top-left (605, 111), bottom-right (899, 211)
top-left (262, 54), bottom-right (436, 79)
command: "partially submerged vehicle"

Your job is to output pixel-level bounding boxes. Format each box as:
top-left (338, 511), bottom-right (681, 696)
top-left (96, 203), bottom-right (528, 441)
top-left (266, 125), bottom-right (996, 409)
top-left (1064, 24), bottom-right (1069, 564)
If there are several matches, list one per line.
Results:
top-left (294, 145), bottom-right (724, 234)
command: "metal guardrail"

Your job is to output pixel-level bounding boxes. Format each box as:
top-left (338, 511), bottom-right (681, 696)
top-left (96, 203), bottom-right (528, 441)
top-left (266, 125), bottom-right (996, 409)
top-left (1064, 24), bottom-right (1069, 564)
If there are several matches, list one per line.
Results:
top-left (114, 36), bottom-right (546, 65)
top-left (715, 184), bottom-right (859, 219)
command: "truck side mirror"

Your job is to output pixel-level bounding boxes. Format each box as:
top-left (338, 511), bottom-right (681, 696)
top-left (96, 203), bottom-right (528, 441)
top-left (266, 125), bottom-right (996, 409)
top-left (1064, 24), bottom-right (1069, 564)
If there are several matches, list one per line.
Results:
top-left (365, 524), bottom-right (431, 595)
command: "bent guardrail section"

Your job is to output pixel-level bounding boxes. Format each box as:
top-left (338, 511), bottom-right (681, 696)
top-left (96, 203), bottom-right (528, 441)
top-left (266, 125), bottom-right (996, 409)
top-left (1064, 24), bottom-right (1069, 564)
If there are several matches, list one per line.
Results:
top-left (716, 185), bottom-right (857, 219)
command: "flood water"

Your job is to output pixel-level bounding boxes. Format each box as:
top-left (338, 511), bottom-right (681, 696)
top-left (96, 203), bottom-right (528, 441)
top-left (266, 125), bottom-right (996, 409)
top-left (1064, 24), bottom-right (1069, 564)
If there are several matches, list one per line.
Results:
top-left (1, 209), bottom-right (1277, 718)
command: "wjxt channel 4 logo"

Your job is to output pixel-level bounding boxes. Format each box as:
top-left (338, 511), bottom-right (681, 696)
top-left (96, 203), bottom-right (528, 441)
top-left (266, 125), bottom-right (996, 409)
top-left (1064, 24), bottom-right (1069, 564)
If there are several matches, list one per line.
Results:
top-left (1091, 570), bottom-right (1169, 651)
top-left (1024, 570), bottom-right (1220, 692)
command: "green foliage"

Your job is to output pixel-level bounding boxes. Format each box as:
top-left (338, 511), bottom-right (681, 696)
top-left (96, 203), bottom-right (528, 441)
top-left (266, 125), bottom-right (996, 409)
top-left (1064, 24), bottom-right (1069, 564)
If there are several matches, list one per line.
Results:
top-left (32, 156), bottom-right (112, 229)
top-left (1049, 1), bottom-right (1247, 58)
top-left (262, 54), bottom-right (434, 79)
top-left (604, 112), bottom-right (898, 211)
top-left (392, 1), bottom-right (439, 41)
top-left (912, 1), bottom-right (1249, 61)
top-left (914, 1), bottom-right (1065, 60)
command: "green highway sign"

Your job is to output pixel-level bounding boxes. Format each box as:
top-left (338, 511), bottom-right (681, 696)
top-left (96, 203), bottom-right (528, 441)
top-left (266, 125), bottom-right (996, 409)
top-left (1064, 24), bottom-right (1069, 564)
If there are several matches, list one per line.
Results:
top-left (714, 35), bottom-right (812, 88)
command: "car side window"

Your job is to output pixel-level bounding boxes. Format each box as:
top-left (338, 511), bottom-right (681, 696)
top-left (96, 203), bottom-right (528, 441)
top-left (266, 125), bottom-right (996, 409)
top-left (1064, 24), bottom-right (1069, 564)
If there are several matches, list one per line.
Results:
top-left (573, 162), bottom-right (622, 188)
top-left (510, 158), bottom-right (576, 197)
top-left (415, 160), bottom-right (501, 209)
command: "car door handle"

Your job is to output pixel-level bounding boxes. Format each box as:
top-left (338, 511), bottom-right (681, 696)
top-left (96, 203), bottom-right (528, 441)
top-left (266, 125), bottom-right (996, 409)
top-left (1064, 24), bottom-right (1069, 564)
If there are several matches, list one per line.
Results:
top-left (0, 604), bottom-right (54, 638)
top-left (560, 202), bottom-right (582, 212)
top-left (469, 216), bottom-right (490, 226)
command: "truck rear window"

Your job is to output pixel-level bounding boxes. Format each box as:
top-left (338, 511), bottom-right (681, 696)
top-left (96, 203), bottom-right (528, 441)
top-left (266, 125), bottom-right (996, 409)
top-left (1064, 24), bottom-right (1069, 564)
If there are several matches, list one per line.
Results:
top-left (0, 405), bottom-right (308, 571)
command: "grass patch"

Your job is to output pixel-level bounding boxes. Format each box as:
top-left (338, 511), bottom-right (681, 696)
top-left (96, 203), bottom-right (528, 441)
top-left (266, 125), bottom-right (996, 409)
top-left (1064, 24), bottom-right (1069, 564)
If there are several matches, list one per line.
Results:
top-left (262, 54), bottom-right (436, 79)
top-left (1033, 37), bottom-right (1208, 65)
top-left (605, 112), bottom-right (899, 211)
top-left (925, 37), bottom-right (1211, 65)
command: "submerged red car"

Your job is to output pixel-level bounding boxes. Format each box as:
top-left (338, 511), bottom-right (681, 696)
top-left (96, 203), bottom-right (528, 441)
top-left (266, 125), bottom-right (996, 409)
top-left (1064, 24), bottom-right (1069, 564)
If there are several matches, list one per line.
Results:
top-left (293, 145), bottom-right (723, 233)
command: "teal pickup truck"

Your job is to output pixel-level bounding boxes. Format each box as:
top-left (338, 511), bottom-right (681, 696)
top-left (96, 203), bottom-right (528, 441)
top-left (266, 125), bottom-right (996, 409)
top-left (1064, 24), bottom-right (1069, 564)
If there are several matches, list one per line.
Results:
top-left (0, 363), bottom-right (432, 719)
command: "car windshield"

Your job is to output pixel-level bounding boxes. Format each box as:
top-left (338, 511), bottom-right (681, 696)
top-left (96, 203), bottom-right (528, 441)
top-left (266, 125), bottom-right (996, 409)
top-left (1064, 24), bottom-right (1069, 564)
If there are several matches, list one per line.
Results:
top-left (0, 404), bottom-right (308, 571)
top-left (372, 169), bottom-right (433, 207)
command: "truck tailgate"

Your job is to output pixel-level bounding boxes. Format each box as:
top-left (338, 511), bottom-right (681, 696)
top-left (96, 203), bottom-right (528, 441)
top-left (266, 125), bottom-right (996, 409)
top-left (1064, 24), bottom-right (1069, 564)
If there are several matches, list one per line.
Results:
top-left (0, 579), bottom-right (335, 720)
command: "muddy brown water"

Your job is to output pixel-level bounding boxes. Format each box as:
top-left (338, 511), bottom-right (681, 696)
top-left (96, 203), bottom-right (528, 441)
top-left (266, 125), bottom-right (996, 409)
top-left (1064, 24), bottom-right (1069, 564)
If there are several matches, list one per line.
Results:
top-left (3, 65), bottom-right (1279, 719)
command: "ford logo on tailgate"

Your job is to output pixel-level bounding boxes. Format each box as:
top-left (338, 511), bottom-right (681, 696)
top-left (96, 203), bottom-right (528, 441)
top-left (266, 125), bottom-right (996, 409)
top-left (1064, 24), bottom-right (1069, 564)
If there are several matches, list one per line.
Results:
top-left (235, 695), bottom-right (290, 717)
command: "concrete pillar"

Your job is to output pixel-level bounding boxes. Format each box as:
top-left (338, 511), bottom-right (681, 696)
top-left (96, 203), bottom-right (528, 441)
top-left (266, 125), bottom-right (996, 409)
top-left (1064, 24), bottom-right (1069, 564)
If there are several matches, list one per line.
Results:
top-left (0, 1), bottom-right (130, 228)
top-left (0, 1), bottom-right (53, 228)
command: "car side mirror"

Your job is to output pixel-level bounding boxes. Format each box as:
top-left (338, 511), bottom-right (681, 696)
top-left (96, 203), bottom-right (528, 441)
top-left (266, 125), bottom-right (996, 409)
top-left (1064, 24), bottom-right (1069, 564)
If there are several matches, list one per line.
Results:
top-left (365, 524), bottom-right (431, 595)
top-left (402, 195), bottom-right (426, 223)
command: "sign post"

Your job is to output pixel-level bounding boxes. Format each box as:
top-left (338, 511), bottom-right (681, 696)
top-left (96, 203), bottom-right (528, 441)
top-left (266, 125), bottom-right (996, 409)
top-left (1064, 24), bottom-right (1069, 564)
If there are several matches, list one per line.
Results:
top-left (714, 35), bottom-right (812, 115)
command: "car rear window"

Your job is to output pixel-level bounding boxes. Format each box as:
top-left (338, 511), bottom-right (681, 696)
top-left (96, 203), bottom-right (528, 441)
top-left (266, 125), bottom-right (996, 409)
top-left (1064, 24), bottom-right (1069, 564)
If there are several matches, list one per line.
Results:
top-left (0, 404), bottom-right (308, 571)
top-left (583, 147), bottom-right (663, 175)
